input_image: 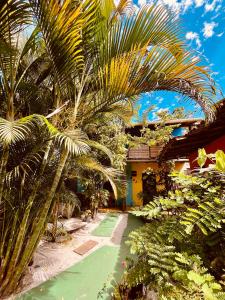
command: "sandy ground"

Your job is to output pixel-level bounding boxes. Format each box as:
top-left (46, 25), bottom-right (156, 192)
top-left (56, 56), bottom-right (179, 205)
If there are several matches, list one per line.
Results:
top-left (11, 212), bottom-right (128, 299)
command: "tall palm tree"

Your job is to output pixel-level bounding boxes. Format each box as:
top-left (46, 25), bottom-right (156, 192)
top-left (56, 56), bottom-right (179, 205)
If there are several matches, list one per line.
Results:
top-left (0, 0), bottom-right (217, 296)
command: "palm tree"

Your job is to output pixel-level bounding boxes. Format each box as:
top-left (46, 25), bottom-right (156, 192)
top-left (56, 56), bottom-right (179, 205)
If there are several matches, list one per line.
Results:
top-left (0, 0), bottom-right (217, 296)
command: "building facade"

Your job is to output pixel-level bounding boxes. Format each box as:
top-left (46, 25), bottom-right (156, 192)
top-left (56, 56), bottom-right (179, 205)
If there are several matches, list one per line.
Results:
top-left (125, 119), bottom-right (201, 207)
top-left (160, 100), bottom-right (225, 170)
top-left (126, 145), bottom-right (189, 207)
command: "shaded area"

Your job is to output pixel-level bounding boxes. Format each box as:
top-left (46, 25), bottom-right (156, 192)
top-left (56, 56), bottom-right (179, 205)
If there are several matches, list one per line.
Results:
top-left (19, 214), bottom-right (143, 300)
top-left (19, 246), bottom-right (120, 300)
top-left (92, 213), bottom-right (119, 237)
top-left (106, 214), bottom-right (143, 298)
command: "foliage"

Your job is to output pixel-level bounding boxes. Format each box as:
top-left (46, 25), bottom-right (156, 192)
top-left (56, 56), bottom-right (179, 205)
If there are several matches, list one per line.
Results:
top-left (117, 150), bottom-right (225, 299)
top-left (129, 107), bottom-right (190, 148)
top-left (81, 209), bottom-right (92, 222)
top-left (90, 189), bottom-right (110, 209)
top-left (78, 174), bottom-right (111, 217)
top-left (0, 0), bottom-right (217, 296)
top-left (45, 222), bottom-right (71, 243)
top-left (57, 185), bottom-right (81, 219)
top-left (85, 116), bottom-right (129, 171)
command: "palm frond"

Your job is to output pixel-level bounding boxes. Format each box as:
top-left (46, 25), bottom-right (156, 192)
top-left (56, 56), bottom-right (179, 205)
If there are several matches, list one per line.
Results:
top-left (0, 0), bottom-right (31, 53)
top-left (5, 150), bottom-right (44, 186)
top-left (29, 0), bottom-right (97, 88)
top-left (75, 156), bottom-right (122, 199)
top-left (54, 130), bottom-right (90, 156)
top-left (0, 113), bottom-right (60, 147)
top-left (110, 0), bottom-right (134, 22)
top-left (82, 46), bottom-right (215, 122)
top-left (99, 0), bottom-right (115, 20)
top-left (77, 3), bottom-right (216, 122)
top-left (86, 140), bottom-right (114, 164)
top-left (101, 4), bottom-right (183, 65)
top-left (19, 26), bottom-right (42, 59)
top-left (137, 48), bottom-right (216, 120)
top-left (0, 116), bottom-right (36, 145)
top-left (114, 0), bottom-right (133, 15)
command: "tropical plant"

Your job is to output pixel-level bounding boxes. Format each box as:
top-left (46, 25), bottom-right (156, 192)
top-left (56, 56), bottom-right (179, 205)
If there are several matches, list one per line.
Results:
top-left (49, 183), bottom-right (81, 242)
top-left (129, 107), bottom-right (190, 148)
top-left (85, 114), bottom-right (130, 171)
top-left (0, 115), bottom-right (90, 295)
top-left (75, 169), bottom-right (113, 218)
top-left (116, 150), bottom-right (225, 299)
top-left (0, 0), bottom-right (217, 296)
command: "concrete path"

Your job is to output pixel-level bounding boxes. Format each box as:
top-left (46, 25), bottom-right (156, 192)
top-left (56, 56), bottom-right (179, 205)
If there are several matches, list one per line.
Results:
top-left (19, 213), bottom-right (142, 300)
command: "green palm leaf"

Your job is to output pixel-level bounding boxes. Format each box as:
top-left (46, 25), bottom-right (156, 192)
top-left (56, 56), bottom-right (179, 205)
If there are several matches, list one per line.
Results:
top-left (79, 3), bottom-right (215, 122)
top-left (86, 140), bottom-right (114, 164)
top-left (101, 4), bottom-right (183, 64)
top-left (54, 129), bottom-right (90, 156)
top-left (75, 156), bottom-right (122, 199)
top-left (0, 116), bottom-right (35, 145)
top-left (0, 0), bottom-right (31, 53)
top-left (5, 151), bottom-right (44, 186)
top-left (29, 0), bottom-right (97, 88)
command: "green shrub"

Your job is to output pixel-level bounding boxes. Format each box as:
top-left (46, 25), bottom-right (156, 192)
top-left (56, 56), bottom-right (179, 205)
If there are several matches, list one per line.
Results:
top-left (117, 150), bottom-right (225, 300)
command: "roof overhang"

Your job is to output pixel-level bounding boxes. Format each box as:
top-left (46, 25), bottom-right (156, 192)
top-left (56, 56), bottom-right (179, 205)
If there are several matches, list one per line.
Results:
top-left (159, 99), bottom-right (225, 161)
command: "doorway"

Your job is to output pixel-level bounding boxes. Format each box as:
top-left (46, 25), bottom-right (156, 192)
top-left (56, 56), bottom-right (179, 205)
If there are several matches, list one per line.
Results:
top-left (142, 170), bottom-right (157, 205)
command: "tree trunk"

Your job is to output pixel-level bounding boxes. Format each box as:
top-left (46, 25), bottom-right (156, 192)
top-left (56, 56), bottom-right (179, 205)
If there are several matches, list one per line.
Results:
top-left (0, 142), bottom-right (55, 296)
top-left (0, 147), bottom-right (69, 296)
top-left (0, 145), bottom-right (9, 204)
top-left (51, 200), bottom-right (59, 242)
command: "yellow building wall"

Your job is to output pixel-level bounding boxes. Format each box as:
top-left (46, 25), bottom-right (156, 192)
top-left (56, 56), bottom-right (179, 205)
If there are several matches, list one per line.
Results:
top-left (130, 161), bottom-right (188, 206)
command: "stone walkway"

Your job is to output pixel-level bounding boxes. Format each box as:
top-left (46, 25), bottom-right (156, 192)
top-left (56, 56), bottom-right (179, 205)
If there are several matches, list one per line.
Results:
top-left (16, 213), bottom-right (142, 300)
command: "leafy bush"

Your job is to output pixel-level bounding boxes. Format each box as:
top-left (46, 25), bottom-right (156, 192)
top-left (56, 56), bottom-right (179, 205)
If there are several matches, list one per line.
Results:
top-left (58, 187), bottom-right (81, 219)
top-left (116, 150), bottom-right (225, 299)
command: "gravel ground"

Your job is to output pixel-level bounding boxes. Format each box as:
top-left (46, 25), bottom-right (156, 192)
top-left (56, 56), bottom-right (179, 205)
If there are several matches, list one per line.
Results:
top-left (11, 213), bottom-right (128, 299)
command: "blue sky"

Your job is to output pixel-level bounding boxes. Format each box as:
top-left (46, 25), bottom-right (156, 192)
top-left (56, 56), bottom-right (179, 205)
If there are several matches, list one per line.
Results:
top-left (131, 0), bottom-right (225, 121)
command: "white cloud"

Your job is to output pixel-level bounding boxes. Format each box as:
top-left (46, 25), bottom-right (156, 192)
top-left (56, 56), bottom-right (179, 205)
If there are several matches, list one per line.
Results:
top-left (202, 21), bottom-right (218, 38)
top-left (211, 71), bottom-right (219, 76)
top-left (194, 0), bottom-right (205, 7)
top-left (156, 96), bottom-right (164, 103)
top-left (183, 0), bottom-right (193, 11)
top-left (158, 108), bottom-right (169, 113)
top-left (138, 0), bottom-right (147, 6)
top-left (204, 0), bottom-right (220, 12)
top-left (160, 0), bottom-right (183, 14)
top-left (114, 0), bottom-right (120, 5)
top-left (217, 32), bottom-right (224, 37)
top-left (215, 4), bottom-right (222, 12)
top-left (135, 0), bottom-right (224, 19)
top-left (185, 31), bottom-right (202, 48)
top-left (136, 0), bottom-right (207, 16)
top-left (211, 13), bottom-right (220, 19)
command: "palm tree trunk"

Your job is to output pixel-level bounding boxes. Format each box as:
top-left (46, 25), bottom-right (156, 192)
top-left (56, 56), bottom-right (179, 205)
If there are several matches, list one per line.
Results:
top-left (51, 200), bottom-right (59, 242)
top-left (0, 145), bottom-right (9, 204)
top-left (1, 147), bottom-right (69, 296)
top-left (6, 92), bottom-right (14, 121)
top-left (0, 142), bottom-right (52, 296)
